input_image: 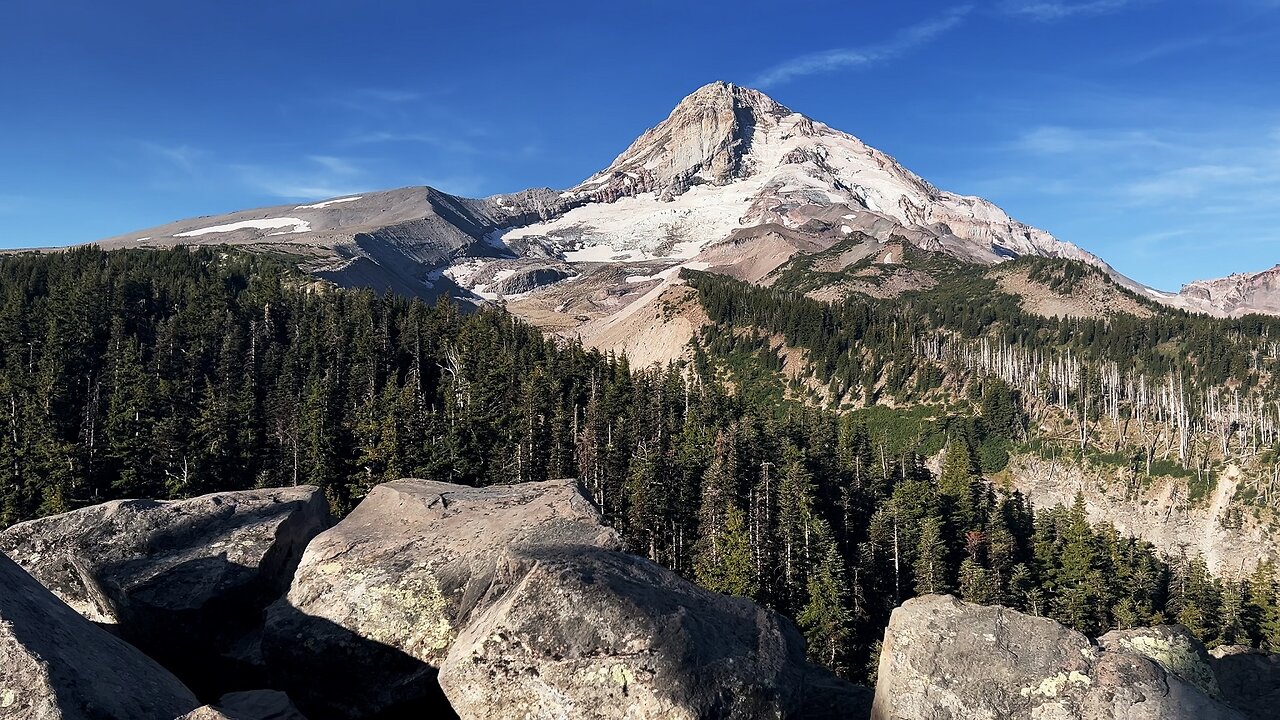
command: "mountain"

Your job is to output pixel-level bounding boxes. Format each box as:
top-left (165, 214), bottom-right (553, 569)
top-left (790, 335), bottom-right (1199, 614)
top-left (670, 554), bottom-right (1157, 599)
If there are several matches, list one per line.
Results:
top-left (92, 81), bottom-right (1249, 361)
top-left (1178, 264), bottom-right (1280, 317)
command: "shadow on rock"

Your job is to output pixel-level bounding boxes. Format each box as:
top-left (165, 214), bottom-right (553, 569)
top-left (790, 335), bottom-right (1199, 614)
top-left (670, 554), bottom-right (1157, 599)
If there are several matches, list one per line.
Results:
top-left (262, 600), bottom-right (459, 720)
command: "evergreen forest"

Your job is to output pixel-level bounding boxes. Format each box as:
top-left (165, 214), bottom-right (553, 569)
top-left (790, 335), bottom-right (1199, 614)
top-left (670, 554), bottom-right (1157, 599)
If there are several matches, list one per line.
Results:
top-left (1, 245), bottom-right (1278, 684)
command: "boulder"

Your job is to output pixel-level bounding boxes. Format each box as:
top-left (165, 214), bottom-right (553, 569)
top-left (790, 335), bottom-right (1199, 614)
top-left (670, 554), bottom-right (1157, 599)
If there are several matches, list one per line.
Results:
top-left (177, 690), bottom-right (306, 720)
top-left (438, 544), bottom-right (870, 720)
top-left (1097, 625), bottom-right (1222, 698)
top-left (0, 487), bottom-right (331, 697)
top-left (871, 595), bottom-right (1245, 720)
top-left (491, 266), bottom-right (572, 295)
top-left (0, 552), bottom-right (199, 720)
top-left (1209, 645), bottom-right (1280, 720)
top-left (262, 479), bottom-right (621, 719)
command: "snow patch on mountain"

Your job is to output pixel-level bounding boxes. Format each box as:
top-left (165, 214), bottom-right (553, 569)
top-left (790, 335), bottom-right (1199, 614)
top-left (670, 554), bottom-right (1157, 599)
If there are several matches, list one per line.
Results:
top-left (175, 217), bottom-right (312, 237)
top-left (295, 196), bottom-right (362, 210)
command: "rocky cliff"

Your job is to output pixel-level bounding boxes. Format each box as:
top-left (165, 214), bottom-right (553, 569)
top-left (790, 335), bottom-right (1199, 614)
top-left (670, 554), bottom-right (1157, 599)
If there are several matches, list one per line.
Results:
top-left (1005, 454), bottom-right (1278, 575)
top-left (1179, 264), bottom-right (1280, 317)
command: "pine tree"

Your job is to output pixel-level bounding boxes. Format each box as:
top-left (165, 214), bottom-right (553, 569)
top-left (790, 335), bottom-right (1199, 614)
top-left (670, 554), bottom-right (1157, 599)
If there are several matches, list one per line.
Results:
top-left (693, 435), bottom-right (754, 595)
top-left (1246, 562), bottom-right (1280, 650)
top-left (959, 558), bottom-right (994, 605)
top-left (939, 439), bottom-right (981, 531)
top-left (695, 504), bottom-right (757, 598)
top-left (798, 521), bottom-right (852, 672)
top-left (913, 516), bottom-right (950, 596)
top-left (777, 453), bottom-right (819, 609)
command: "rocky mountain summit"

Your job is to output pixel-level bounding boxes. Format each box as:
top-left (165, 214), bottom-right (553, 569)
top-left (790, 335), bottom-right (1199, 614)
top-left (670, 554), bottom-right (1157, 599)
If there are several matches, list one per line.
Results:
top-left (1178, 263), bottom-right (1280, 317)
top-left (3, 478), bottom-right (1279, 719)
top-left (84, 81), bottom-right (1263, 366)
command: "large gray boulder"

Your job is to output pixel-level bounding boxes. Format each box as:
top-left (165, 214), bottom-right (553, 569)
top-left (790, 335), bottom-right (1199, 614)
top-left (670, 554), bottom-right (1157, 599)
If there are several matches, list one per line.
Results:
top-left (0, 487), bottom-right (331, 697)
top-left (871, 595), bottom-right (1244, 720)
top-left (262, 479), bottom-right (622, 719)
top-left (0, 552), bottom-right (199, 720)
top-left (1097, 625), bottom-right (1222, 699)
top-left (177, 690), bottom-right (307, 720)
top-left (1209, 645), bottom-right (1280, 720)
top-left (438, 545), bottom-right (871, 720)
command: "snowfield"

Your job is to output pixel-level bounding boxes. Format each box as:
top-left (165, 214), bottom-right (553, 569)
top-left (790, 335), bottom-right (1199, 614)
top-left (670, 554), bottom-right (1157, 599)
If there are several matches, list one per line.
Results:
top-left (176, 218), bottom-right (312, 237)
top-left (295, 197), bottom-right (362, 210)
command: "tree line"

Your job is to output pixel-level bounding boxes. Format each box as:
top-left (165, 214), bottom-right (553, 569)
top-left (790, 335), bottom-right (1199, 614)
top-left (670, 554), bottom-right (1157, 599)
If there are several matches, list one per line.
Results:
top-left (0, 246), bottom-right (1276, 684)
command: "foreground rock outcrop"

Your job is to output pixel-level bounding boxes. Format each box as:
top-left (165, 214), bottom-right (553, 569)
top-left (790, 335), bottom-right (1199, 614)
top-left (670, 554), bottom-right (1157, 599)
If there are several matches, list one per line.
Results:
top-left (872, 595), bottom-right (1244, 720)
top-left (439, 545), bottom-right (868, 720)
top-left (1210, 646), bottom-right (1280, 720)
top-left (263, 479), bottom-right (623, 718)
top-left (0, 487), bottom-right (331, 697)
top-left (264, 478), bottom-right (869, 719)
top-left (0, 552), bottom-right (199, 719)
top-left (178, 690), bottom-right (307, 720)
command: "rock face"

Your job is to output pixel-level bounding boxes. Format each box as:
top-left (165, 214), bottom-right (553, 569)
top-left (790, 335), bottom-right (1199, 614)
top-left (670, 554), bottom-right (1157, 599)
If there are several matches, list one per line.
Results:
top-left (264, 477), bottom-right (869, 719)
top-left (490, 266), bottom-right (573, 295)
top-left (872, 595), bottom-right (1245, 720)
top-left (438, 545), bottom-right (869, 720)
top-left (0, 552), bottom-right (199, 720)
top-left (177, 691), bottom-right (307, 720)
top-left (263, 479), bottom-right (622, 719)
top-left (1097, 625), bottom-right (1222, 699)
top-left (0, 487), bottom-right (331, 697)
top-left (1210, 646), bottom-right (1280, 720)
top-left (1006, 455), bottom-right (1276, 575)
top-left (1180, 264), bottom-right (1280, 317)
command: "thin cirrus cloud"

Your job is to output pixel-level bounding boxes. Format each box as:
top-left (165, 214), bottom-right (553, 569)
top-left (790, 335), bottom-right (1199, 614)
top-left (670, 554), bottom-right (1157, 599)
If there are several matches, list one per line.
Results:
top-left (346, 131), bottom-right (482, 155)
top-left (1001, 0), bottom-right (1139, 21)
top-left (140, 142), bottom-right (205, 173)
top-left (752, 6), bottom-right (973, 87)
top-left (235, 155), bottom-right (368, 200)
top-left (1013, 126), bottom-right (1172, 155)
top-left (1007, 123), bottom-right (1280, 205)
top-left (235, 154), bottom-right (488, 200)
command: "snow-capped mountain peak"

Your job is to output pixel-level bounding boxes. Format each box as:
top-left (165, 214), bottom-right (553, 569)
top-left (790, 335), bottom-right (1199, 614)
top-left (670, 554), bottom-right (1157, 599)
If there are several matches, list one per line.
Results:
top-left (86, 80), bottom-right (1260, 363)
top-left (511, 81), bottom-right (1100, 271)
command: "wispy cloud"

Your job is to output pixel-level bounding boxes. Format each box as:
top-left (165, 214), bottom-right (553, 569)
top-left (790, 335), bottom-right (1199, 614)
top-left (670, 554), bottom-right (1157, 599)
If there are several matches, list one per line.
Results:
top-left (306, 155), bottom-right (361, 176)
top-left (1002, 0), bottom-right (1138, 21)
top-left (1003, 121), bottom-right (1280, 207)
top-left (236, 155), bottom-right (367, 200)
top-left (327, 87), bottom-right (426, 113)
top-left (234, 154), bottom-right (488, 200)
top-left (349, 88), bottom-right (421, 104)
top-left (1124, 164), bottom-right (1261, 203)
top-left (346, 131), bottom-right (481, 155)
top-left (753, 6), bottom-right (972, 87)
top-left (140, 142), bottom-right (204, 173)
top-left (1013, 125), bottom-right (1171, 154)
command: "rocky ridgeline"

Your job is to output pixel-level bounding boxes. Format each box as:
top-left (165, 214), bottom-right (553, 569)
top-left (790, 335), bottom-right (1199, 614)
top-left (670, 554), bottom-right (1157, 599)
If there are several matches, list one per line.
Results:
top-left (2, 479), bottom-right (1277, 720)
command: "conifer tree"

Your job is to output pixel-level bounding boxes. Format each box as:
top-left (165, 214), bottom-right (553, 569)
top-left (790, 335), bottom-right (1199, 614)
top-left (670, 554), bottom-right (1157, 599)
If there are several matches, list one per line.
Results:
top-left (799, 526), bottom-right (853, 672)
top-left (913, 515), bottom-right (950, 595)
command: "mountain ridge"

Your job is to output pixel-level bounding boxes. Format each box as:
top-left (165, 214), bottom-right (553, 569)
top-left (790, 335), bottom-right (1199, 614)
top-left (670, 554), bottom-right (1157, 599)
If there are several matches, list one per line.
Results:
top-left (86, 81), bottom-right (1266, 343)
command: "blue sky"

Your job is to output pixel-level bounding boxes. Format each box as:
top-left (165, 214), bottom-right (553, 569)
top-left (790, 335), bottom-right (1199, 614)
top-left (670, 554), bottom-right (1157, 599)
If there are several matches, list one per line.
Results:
top-left (2, 0), bottom-right (1279, 290)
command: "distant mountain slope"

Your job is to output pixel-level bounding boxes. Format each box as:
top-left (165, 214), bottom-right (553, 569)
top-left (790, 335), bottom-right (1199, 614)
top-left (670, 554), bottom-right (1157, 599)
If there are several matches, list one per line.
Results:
top-left (1178, 264), bottom-right (1280, 317)
top-left (87, 81), bottom-right (1251, 359)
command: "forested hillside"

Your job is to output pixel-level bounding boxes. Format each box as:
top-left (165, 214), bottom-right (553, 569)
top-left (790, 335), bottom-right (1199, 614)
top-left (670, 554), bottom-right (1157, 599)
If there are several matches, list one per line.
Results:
top-left (2, 246), bottom-right (1278, 684)
top-left (693, 262), bottom-right (1280, 489)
